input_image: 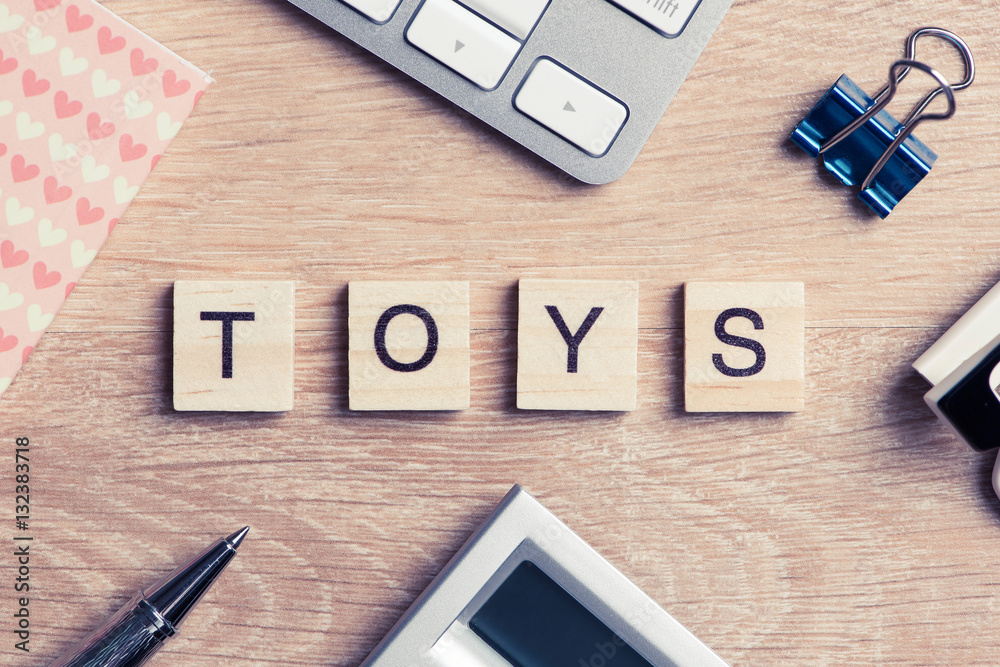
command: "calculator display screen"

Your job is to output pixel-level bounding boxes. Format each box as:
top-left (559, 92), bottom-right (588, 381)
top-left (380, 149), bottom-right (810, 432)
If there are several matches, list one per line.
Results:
top-left (469, 561), bottom-right (654, 667)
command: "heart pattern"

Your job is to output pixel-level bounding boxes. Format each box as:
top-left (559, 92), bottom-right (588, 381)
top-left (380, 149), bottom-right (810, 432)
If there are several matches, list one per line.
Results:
top-left (26, 304), bottom-right (54, 332)
top-left (48, 133), bottom-right (78, 161)
top-left (0, 284), bottom-right (25, 312)
top-left (70, 240), bottom-right (97, 268)
top-left (130, 48), bottom-right (157, 76)
top-left (32, 262), bottom-right (61, 290)
top-left (26, 27), bottom-right (57, 55)
top-left (86, 112), bottom-right (114, 139)
top-left (54, 90), bottom-right (83, 118)
top-left (123, 93), bottom-right (153, 120)
top-left (80, 155), bottom-right (109, 183)
top-left (119, 134), bottom-right (147, 161)
top-left (58, 46), bottom-right (88, 76)
top-left (31, 262), bottom-right (62, 289)
top-left (0, 49), bottom-right (17, 75)
top-left (97, 26), bottom-right (124, 54)
top-left (0, 6), bottom-right (25, 34)
top-left (0, 328), bottom-right (18, 353)
top-left (65, 5), bottom-right (92, 32)
top-left (163, 70), bottom-right (191, 97)
top-left (1, 242), bottom-right (29, 269)
top-left (37, 219), bottom-right (68, 248)
top-left (157, 111), bottom-right (181, 140)
top-left (91, 68), bottom-right (120, 97)
top-left (44, 177), bottom-right (73, 204)
top-left (11, 155), bottom-right (40, 182)
top-left (5, 198), bottom-right (35, 227)
top-left (22, 69), bottom-right (50, 96)
top-left (0, 0), bottom-right (210, 398)
top-left (113, 176), bottom-right (138, 204)
top-left (16, 112), bottom-right (45, 140)
top-left (75, 197), bottom-right (104, 225)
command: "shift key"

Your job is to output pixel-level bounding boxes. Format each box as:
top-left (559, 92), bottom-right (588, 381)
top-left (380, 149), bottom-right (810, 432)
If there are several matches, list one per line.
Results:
top-left (605, 0), bottom-right (702, 37)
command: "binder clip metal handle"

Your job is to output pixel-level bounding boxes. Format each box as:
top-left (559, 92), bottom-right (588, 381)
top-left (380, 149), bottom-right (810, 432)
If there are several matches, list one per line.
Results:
top-left (791, 27), bottom-right (975, 218)
top-left (875, 27), bottom-right (975, 120)
top-left (822, 60), bottom-right (955, 191)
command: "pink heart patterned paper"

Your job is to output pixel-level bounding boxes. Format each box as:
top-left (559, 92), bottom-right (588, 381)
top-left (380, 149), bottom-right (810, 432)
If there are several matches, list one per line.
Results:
top-left (0, 0), bottom-right (210, 398)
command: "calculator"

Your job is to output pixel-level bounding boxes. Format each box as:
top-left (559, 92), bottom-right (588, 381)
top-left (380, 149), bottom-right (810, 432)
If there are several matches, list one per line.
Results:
top-left (360, 485), bottom-right (730, 666)
top-left (286, 0), bottom-right (733, 184)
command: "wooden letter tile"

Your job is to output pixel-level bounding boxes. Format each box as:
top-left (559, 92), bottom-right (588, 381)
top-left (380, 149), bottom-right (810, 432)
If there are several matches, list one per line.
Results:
top-left (684, 282), bottom-right (804, 412)
top-left (173, 281), bottom-right (295, 412)
top-left (349, 281), bottom-right (470, 411)
top-left (517, 279), bottom-right (638, 411)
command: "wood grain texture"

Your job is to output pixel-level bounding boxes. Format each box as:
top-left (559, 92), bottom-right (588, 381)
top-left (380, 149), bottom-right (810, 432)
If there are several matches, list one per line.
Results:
top-left (4, 0), bottom-right (1000, 665)
top-left (173, 281), bottom-right (295, 412)
top-left (517, 278), bottom-right (639, 411)
top-left (348, 281), bottom-right (470, 410)
top-left (685, 282), bottom-right (804, 412)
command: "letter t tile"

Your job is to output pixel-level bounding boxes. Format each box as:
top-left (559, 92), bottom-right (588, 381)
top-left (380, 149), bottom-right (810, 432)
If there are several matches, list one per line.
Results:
top-left (173, 281), bottom-right (295, 412)
top-left (517, 279), bottom-right (639, 411)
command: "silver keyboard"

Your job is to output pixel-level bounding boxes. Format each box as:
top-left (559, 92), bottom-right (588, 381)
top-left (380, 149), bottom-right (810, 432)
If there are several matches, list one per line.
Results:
top-left (286, 0), bottom-right (733, 183)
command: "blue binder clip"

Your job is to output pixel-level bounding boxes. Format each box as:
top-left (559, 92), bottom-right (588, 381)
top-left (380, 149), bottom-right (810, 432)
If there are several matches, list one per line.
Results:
top-left (791, 28), bottom-right (974, 218)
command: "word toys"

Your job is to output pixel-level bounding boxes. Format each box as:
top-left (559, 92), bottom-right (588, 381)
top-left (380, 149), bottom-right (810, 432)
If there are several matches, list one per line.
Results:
top-left (172, 279), bottom-right (805, 414)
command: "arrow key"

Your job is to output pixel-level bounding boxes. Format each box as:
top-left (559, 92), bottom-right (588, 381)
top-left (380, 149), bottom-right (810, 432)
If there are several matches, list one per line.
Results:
top-left (515, 58), bottom-right (628, 157)
top-left (407, 0), bottom-right (521, 90)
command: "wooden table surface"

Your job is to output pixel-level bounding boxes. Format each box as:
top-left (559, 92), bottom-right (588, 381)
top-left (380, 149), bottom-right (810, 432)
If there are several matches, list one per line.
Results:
top-left (5, 0), bottom-right (1000, 664)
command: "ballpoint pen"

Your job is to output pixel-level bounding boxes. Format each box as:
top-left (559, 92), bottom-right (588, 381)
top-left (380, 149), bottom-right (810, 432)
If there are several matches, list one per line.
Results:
top-left (49, 526), bottom-right (249, 667)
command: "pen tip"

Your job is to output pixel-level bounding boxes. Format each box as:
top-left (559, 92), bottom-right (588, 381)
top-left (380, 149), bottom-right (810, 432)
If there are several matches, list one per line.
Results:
top-left (227, 526), bottom-right (250, 549)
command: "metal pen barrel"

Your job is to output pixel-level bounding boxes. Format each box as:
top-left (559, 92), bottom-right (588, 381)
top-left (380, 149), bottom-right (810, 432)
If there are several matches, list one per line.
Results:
top-left (48, 594), bottom-right (174, 667)
top-left (49, 527), bottom-right (248, 667)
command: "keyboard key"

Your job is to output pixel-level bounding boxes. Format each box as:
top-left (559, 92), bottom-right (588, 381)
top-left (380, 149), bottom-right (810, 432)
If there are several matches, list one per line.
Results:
top-left (457, 0), bottom-right (550, 40)
top-left (514, 58), bottom-right (628, 157)
top-left (338, 0), bottom-right (403, 23)
top-left (606, 0), bottom-right (701, 37)
top-left (407, 0), bottom-right (521, 90)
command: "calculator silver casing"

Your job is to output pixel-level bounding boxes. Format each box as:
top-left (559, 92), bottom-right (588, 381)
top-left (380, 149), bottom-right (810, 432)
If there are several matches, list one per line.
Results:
top-left (359, 485), bottom-right (729, 667)
top-left (285, 0), bottom-right (733, 184)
